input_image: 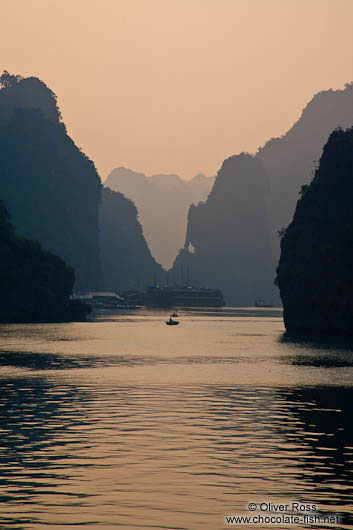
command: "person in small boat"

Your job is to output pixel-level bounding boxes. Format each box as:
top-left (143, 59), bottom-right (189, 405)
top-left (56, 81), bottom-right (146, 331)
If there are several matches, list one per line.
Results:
top-left (169, 317), bottom-right (173, 324)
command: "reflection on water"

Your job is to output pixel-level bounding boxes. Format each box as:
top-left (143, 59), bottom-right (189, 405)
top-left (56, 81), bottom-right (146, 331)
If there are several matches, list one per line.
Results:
top-left (0, 377), bottom-right (91, 529)
top-left (276, 386), bottom-right (353, 526)
top-left (280, 332), bottom-right (353, 368)
top-left (0, 308), bottom-right (352, 529)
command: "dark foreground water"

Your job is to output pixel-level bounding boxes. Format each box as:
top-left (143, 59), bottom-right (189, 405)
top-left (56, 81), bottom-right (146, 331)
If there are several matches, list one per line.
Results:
top-left (0, 308), bottom-right (352, 529)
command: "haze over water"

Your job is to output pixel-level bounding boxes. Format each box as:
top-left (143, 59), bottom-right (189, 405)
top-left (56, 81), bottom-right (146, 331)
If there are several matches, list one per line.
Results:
top-left (0, 308), bottom-right (352, 529)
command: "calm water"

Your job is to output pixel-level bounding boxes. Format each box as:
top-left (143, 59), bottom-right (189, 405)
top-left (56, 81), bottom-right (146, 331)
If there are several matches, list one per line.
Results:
top-left (0, 308), bottom-right (352, 529)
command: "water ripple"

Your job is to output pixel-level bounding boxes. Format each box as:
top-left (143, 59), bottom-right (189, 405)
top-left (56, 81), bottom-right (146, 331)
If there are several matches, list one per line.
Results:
top-left (0, 310), bottom-right (351, 529)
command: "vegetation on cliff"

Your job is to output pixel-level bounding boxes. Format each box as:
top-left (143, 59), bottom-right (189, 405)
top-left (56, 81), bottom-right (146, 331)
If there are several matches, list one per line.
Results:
top-left (0, 201), bottom-right (89, 322)
top-left (277, 127), bottom-right (353, 334)
top-left (0, 71), bottom-right (101, 290)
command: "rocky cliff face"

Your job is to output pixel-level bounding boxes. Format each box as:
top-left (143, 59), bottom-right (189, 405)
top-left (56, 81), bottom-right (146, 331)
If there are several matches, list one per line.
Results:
top-left (0, 201), bottom-right (89, 322)
top-left (99, 187), bottom-right (165, 291)
top-left (257, 83), bottom-right (353, 253)
top-left (0, 71), bottom-right (61, 125)
top-left (105, 167), bottom-right (214, 268)
top-left (171, 154), bottom-right (276, 305)
top-left (169, 84), bottom-right (353, 305)
top-left (0, 72), bottom-right (101, 290)
top-left (277, 127), bottom-right (353, 334)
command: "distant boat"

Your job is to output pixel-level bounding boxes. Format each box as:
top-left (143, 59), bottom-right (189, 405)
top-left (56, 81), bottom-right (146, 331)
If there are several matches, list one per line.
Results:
top-left (171, 312), bottom-right (178, 317)
top-left (143, 285), bottom-right (225, 308)
top-left (73, 292), bottom-right (134, 310)
top-left (166, 318), bottom-right (179, 326)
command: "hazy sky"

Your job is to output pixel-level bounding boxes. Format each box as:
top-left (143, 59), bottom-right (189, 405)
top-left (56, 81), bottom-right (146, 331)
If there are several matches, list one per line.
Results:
top-left (1, 0), bottom-right (353, 180)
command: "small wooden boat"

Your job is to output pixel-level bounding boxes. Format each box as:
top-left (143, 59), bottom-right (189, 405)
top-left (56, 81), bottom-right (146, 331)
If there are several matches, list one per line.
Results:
top-left (166, 318), bottom-right (179, 326)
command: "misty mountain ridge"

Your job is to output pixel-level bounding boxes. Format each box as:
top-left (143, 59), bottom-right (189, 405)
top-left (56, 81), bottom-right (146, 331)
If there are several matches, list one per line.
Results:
top-left (171, 82), bottom-right (353, 305)
top-left (100, 187), bottom-right (164, 291)
top-left (1, 69), bottom-right (352, 309)
top-left (257, 82), bottom-right (353, 252)
top-left (0, 71), bottom-right (166, 298)
top-left (148, 173), bottom-right (186, 191)
top-left (105, 167), bottom-right (214, 268)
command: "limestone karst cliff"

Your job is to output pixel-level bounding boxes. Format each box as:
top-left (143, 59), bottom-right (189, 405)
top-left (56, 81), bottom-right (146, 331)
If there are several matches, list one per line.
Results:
top-left (170, 153), bottom-right (276, 305)
top-left (105, 167), bottom-right (214, 268)
top-left (277, 127), bottom-right (353, 334)
top-left (257, 83), bottom-right (353, 253)
top-left (0, 71), bottom-right (101, 290)
top-left (176, 83), bottom-right (353, 305)
top-left (0, 201), bottom-right (89, 322)
top-left (0, 71), bottom-right (168, 295)
top-left (99, 187), bottom-right (165, 291)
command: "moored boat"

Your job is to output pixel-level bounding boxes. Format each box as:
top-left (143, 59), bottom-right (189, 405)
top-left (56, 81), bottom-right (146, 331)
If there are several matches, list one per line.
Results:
top-left (143, 285), bottom-right (225, 308)
top-left (166, 318), bottom-right (179, 326)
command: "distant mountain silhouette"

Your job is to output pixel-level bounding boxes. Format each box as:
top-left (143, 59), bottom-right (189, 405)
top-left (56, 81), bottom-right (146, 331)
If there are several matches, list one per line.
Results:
top-left (149, 173), bottom-right (185, 190)
top-left (105, 167), bottom-right (214, 268)
top-left (188, 173), bottom-right (215, 198)
top-left (0, 200), bottom-right (89, 322)
top-left (172, 83), bottom-right (353, 306)
top-left (0, 71), bottom-right (168, 296)
top-left (99, 187), bottom-right (165, 290)
top-left (170, 154), bottom-right (276, 305)
top-left (257, 83), bottom-right (353, 252)
top-left (3, 69), bottom-right (352, 309)
top-left (0, 71), bottom-right (101, 290)
top-left (277, 127), bottom-right (353, 334)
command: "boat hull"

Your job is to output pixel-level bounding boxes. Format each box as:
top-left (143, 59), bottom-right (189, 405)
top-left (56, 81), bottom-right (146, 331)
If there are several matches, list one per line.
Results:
top-left (143, 286), bottom-right (225, 308)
